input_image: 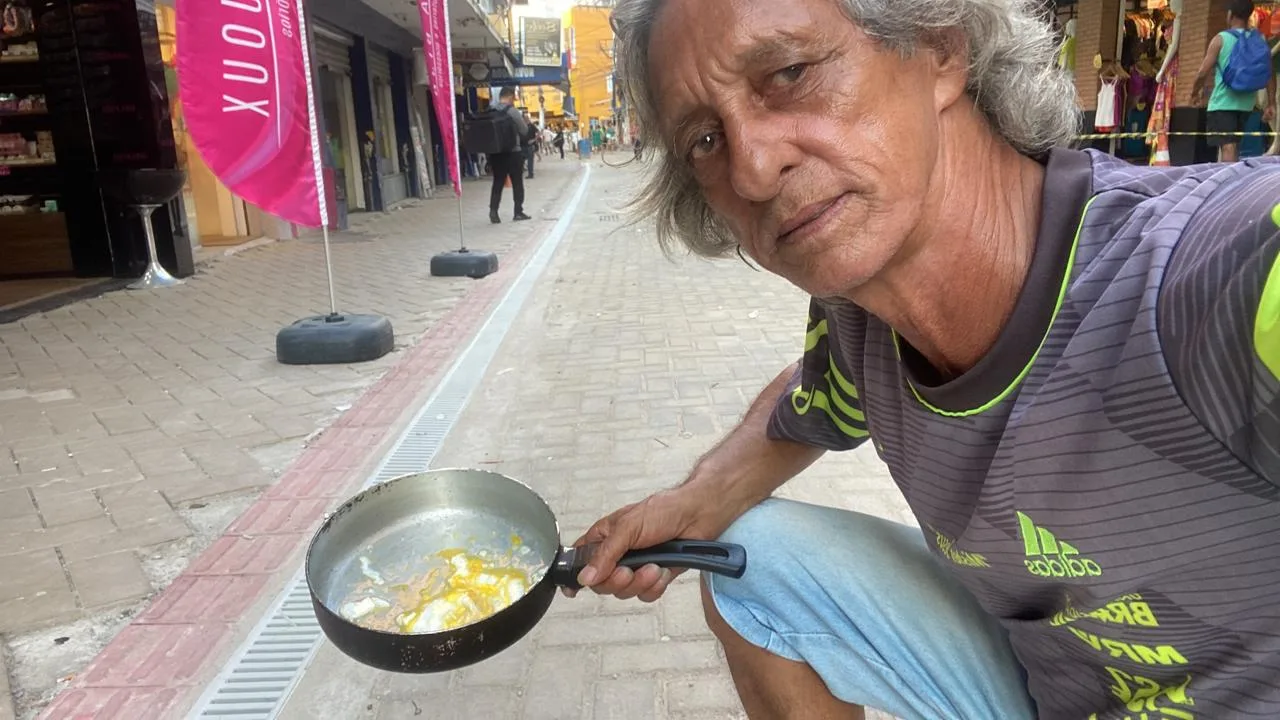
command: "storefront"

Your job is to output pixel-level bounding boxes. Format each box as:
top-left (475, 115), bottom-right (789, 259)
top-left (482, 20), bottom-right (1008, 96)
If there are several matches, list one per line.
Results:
top-left (0, 0), bottom-right (438, 315)
top-left (1063, 0), bottom-right (1278, 165)
top-left (366, 44), bottom-right (406, 206)
top-left (1, 2), bottom-right (66, 281)
top-left (314, 22), bottom-right (365, 219)
top-left (306, 0), bottom-right (426, 214)
top-left (1, 0), bottom-right (192, 311)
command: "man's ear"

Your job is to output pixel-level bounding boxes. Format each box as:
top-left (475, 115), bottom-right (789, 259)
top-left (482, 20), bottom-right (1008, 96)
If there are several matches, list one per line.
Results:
top-left (930, 29), bottom-right (970, 112)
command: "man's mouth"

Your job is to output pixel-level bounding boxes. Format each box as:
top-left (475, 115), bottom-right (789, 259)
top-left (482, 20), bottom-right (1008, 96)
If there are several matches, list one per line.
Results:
top-left (776, 194), bottom-right (847, 244)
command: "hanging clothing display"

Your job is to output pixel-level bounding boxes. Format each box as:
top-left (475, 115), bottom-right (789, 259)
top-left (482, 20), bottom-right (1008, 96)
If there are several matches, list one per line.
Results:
top-left (1128, 65), bottom-right (1157, 107)
top-left (1095, 78), bottom-right (1123, 133)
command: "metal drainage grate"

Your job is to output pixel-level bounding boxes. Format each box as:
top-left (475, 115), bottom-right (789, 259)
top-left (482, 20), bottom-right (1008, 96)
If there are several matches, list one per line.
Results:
top-left (189, 166), bottom-right (593, 720)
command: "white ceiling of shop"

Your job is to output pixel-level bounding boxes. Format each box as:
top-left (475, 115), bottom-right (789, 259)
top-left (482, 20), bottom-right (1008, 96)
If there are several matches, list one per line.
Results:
top-left (356, 0), bottom-right (509, 50)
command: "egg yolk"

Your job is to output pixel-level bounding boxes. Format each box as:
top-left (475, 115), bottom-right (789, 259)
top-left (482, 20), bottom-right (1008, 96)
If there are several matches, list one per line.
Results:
top-left (393, 549), bottom-right (532, 633)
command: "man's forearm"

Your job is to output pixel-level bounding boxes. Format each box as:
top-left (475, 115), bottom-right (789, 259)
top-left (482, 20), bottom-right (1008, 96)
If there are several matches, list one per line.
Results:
top-left (683, 362), bottom-right (826, 518)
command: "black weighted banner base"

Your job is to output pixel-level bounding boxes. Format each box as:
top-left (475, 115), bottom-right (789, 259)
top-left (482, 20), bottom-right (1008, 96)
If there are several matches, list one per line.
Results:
top-left (430, 250), bottom-right (498, 279)
top-left (276, 314), bottom-right (394, 365)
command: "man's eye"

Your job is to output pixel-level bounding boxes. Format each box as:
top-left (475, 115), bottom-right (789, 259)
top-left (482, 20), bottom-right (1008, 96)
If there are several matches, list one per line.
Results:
top-left (774, 63), bottom-right (807, 85)
top-left (689, 131), bottom-right (721, 160)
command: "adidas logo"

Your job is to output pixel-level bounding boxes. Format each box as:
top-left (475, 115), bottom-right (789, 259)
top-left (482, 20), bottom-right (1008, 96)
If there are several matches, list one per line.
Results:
top-left (1017, 512), bottom-right (1103, 578)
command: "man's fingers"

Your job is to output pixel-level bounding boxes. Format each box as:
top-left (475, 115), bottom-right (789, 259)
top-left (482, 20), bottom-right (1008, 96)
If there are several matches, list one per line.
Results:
top-left (580, 514), bottom-right (643, 588)
top-left (589, 565), bottom-right (635, 596)
top-left (612, 564), bottom-right (664, 601)
top-left (636, 568), bottom-right (675, 603)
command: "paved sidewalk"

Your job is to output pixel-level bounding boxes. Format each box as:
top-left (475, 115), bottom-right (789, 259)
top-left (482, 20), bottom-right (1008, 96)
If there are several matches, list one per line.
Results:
top-left (0, 159), bottom-right (583, 719)
top-left (278, 164), bottom-right (911, 718)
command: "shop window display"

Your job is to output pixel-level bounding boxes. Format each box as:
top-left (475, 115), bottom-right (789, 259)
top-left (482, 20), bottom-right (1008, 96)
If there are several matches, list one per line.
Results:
top-left (0, 0), bottom-right (72, 279)
top-left (1098, 0), bottom-right (1279, 164)
top-left (1092, 0), bottom-right (1180, 164)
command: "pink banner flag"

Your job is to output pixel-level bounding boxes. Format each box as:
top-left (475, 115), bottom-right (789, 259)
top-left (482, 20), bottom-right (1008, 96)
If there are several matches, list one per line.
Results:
top-left (177, 0), bottom-right (323, 227)
top-left (419, 0), bottom-right (462, 197)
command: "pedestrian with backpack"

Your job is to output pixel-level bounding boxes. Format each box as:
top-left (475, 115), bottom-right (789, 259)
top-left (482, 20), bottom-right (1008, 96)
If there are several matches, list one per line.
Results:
top-left (1191, 0), bottom-right (1277, 162)
top-left (485, 87), bottom-right (532, 224)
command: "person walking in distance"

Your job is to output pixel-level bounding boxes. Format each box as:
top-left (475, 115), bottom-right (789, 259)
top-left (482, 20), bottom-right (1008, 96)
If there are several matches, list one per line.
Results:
top-left (525, 117), bottom-right (539, 179)
top-left (488, 87), bottom-right (531, 224)
top-left (1191, 0), bottom-right (1277, 162)
top-left (553, 125), bottom-right (565, 159)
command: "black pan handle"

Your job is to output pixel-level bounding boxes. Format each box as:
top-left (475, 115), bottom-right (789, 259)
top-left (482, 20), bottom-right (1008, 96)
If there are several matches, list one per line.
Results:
top-left (553, 539), bottom-right (747, 590)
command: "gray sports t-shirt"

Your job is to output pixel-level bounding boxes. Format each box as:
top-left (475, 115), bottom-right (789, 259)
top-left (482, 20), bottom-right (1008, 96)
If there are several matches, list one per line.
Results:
top-left (769, 148), bottom-right (1280, 719)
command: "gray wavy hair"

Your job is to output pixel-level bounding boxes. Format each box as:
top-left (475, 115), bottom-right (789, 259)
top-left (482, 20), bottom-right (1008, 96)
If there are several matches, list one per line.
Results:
top-left (611, 0), bottom-right (1081, 258)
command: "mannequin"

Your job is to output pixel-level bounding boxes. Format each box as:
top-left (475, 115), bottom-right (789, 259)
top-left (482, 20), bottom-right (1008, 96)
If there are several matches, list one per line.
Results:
top-left (1155, 0), bottom-right (1182, 84)
top-left (1058, 19), bottom-right (1078, 73)
top-left (1148, 0), bottom-right (1183, 165)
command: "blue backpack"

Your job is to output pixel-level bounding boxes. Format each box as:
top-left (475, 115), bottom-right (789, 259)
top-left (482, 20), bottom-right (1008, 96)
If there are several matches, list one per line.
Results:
top-left (1222, 29), bottom-right (1273, 93)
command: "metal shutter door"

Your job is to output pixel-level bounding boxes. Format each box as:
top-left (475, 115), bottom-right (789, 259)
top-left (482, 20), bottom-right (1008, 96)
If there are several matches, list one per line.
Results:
top-left (314, 27), bottom-right (351, 74)
top-left (366, 45), bottom-right (391, 82)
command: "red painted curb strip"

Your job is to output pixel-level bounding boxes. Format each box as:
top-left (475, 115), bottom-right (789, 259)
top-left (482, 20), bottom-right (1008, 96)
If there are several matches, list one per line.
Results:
top-left (38, 167), bottom-right (586, 720)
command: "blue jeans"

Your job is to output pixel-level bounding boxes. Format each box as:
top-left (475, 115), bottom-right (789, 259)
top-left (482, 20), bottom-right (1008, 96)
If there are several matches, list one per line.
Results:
top-left (705, 498), bottom-right (1037, 720)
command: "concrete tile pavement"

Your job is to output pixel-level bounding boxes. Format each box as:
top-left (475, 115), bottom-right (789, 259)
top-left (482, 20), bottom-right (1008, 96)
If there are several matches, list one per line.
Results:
top-left (0, 159), bottom-right (583, 719)
top-left (278, 164), bottom-right (910, 718)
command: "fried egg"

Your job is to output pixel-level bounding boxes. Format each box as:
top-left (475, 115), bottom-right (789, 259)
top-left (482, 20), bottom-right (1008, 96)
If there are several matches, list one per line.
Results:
top-left (393, 549), bottom-right (532, 634)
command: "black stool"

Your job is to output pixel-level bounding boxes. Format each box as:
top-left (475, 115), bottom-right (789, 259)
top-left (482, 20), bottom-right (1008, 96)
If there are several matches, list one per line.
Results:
top-left (101, 169), bottom-right (187, 290)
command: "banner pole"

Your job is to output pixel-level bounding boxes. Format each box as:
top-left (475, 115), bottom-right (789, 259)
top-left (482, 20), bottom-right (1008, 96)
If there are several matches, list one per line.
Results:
top-left (425, 0), bottom-right (496, 278)
top-left (456, 195), bottom-right (467, 253)
top-left (294, 0), bottom-right (337, 316)
top-left (274, 0), bottom-right (393, 367)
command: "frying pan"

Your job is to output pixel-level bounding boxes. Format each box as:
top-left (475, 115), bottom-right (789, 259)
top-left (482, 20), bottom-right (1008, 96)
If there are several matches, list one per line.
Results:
top-left (304, 468), bottom-right (747, 674)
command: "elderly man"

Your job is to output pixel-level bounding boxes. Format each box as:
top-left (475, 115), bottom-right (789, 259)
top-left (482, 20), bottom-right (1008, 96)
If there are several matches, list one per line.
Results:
top-left (569, 0), bottom-right (1280, 718)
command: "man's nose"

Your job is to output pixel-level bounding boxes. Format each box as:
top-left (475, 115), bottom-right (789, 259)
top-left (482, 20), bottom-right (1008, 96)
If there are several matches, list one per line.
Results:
top-left (725, 113), bottom-right (798, 204)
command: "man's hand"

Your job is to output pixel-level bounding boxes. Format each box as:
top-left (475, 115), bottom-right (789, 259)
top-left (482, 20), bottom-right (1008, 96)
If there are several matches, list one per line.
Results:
top-left (568, 484), bottom-right (735, 602)
top-left (1266, 105), bottom-right (1276, 126)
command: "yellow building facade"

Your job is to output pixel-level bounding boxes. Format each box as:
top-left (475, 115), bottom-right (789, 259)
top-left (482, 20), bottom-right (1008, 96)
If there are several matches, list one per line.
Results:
top-left (565, 6), bottom-right (615, 137)
top-left (519, 87), bottom-right (567, 120)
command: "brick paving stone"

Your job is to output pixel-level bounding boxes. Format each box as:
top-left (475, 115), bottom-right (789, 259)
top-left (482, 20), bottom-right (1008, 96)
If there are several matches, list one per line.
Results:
top-left (64, 551), bottom-right (152, 610)
top-left (600, 640), bottom-right (722, 676)
top-left (0, 549), bottom-right (77, 634)
top-left (29, 488), bottom-right (100, 528)
top-left (523, 646), bottom-right (598, 720)
top-left (594, 678), bottom-right (660, 719)
top-left (0, 516), bottom-right (116, 556)
top-left (0, 490), bottom-right (35, 521)
top-left (56, 514), bottom-right (191, 562)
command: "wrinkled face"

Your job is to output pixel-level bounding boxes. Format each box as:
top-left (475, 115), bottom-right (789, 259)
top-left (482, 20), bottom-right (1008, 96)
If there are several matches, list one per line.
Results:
top-left (649, 0), bottom-right (967, 298)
